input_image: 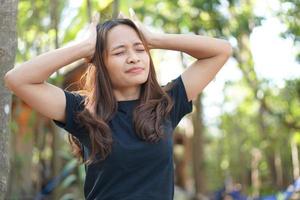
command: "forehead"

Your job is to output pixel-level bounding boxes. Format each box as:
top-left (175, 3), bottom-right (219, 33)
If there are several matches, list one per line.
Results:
top-left (107, 25), bottom-right (142, 49)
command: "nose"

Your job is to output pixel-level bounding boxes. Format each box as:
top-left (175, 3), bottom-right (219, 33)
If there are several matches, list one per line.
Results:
top-left (126, 50), bottom-right (140, 64)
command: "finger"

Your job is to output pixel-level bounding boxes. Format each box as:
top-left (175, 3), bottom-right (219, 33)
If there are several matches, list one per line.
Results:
top-left (118, 11), bottom-right (125, 18)
top-left (92, 12), bottom-right (100, 24)
top-left (129, 8), bottom-right (138, 21)
top-left (120, 11), bottom-right (130, 19)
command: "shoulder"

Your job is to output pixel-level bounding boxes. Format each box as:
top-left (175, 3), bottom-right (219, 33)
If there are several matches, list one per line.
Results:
top-left (161, 75), bottom-right (193, 128)
top-left (162, 75), bottom-right (188, 99)
top-left (161, 75), bottom-right (180, 93)
top-left (63, 90), bottom-right (86, 111)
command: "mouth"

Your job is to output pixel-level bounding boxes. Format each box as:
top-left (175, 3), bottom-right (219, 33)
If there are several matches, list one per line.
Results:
top-left (125, 67), bottom-right (144, 74)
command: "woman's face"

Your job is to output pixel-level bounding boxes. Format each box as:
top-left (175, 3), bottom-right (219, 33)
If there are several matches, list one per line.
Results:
top-left (104, 24), bottom-right (150, 89)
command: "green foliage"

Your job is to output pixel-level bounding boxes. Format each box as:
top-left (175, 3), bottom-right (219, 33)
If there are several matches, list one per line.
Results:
top-left (277, 0), bottom-right (300, 62)
top-left (14, 0), bottom-right (300, 197)
top-left (16, 0), bottom-right (67, 62)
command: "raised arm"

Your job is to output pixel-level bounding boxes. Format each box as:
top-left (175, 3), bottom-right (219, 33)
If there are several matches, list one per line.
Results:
top-left (4, 14), bottom-right (99, 123)
top-left (150, 33), bottom-right (232, 101)
top-left (126, 9), bottom-right (232, 102)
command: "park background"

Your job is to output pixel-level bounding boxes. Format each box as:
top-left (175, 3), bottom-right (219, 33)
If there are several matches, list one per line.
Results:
top-left (1, 0), bottom-right (300, 199)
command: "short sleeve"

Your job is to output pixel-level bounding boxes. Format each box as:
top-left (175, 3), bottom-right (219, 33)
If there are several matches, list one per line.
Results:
top-left (53, 90), bottom-right (86, 140)
top-left (167, 75), bottom-right (193, 129)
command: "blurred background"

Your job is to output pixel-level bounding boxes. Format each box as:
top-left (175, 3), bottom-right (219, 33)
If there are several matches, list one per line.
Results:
top-left (1, 0), bottom-right (300, 199)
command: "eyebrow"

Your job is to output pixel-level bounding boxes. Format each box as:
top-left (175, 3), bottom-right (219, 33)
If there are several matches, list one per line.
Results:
top-left (111, 42), bottom-right (144, 52)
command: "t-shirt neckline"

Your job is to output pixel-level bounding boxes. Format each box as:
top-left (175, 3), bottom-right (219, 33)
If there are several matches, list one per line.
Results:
top-left (117, 99), bottom-right (140, 104)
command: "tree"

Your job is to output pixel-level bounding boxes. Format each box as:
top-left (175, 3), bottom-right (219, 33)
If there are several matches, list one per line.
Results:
top-left (0, 0), bottom-right (19, 199)
top-left (277, 0), bottom-right (300, 62)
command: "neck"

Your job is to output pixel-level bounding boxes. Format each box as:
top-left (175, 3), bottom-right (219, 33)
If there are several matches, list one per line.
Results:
top-left (113, 85), bottom-right (141, 101)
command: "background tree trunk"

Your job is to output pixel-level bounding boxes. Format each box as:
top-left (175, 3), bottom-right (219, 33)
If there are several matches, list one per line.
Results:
top-left (50, 0), bottom-right (62, 199)
top-left (192, 94), bottom-right (206, 198)
top-left (112, 0), bottom-right (119, 19)
top-left (291, 140), bottom-right (299, 180)
top-left (251, 148), bottom-right (261, 198)
top-left (0, 0), bottom-right (18, 199)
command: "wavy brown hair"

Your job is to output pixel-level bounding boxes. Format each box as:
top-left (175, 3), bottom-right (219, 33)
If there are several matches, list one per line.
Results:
top-left (68, 18), bottom-right (174, 165)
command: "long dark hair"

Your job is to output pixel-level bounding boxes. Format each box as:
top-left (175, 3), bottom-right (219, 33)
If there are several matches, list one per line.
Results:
top-left (68, 18), bottom-right (174, 165)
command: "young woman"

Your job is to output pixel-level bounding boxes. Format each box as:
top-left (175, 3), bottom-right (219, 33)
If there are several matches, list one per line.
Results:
top-left (4, 10), bottom-right (232, 200)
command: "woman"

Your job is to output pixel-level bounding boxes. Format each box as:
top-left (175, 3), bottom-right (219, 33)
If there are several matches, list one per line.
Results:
top-left (4, 10), bottom-right (232, 200)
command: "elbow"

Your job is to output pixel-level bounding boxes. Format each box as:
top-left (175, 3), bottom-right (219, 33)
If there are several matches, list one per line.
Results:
top-left (4, 70), bottom-right (17, 90)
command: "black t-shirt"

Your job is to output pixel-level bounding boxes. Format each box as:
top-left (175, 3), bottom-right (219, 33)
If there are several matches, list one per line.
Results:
top-left (53, 75), bottom-right (193, 200)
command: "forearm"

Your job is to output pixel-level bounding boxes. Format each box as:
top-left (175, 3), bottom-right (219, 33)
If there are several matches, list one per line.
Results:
top-left (5, 41), bottom-right (89, 87)
top-left (150, 33), bottom-right (232, 59)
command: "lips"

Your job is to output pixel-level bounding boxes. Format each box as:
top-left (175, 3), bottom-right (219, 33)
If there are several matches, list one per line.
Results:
top-left (125, 67), bottom-right (144, 73)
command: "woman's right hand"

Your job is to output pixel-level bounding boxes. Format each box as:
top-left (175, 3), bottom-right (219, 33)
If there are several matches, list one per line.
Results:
top-left (82, 13), bottom-right (100, 63)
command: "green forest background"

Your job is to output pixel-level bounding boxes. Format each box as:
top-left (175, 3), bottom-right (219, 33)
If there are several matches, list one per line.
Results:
top-left (1, 0), bottom-right (300, 199)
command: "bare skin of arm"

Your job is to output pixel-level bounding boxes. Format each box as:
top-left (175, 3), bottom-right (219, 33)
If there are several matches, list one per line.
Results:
top-left (4, 14), bottom-right (99, 123)
top-left (125, 9), bottom-right (232, 102)
top-left (150, 33), bottom-right (232, 101)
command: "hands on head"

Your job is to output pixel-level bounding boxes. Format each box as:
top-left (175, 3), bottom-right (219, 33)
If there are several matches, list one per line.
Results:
top-left (84, 12), bottom-right (100, 63)
top-left (84, 8), bottom-right (158, 63)
top-left (118, 8), bottom-right (156, 49)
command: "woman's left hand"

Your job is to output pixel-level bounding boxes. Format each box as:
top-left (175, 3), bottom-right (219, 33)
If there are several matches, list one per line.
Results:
top-left (118, 8), bottom-right (157, 49)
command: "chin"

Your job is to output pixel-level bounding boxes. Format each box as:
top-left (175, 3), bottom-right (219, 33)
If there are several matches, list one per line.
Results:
top-left (133, 75), bottom-right (148, 85)
top-left (126, 72), bottom-right (148, 82)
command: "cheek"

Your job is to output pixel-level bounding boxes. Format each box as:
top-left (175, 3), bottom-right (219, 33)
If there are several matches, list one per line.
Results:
top-left (106, 56), bottom-right (123, 72)
top-left (106, 58), bottom-right (129, 87)
top-left (142, 53), bottom-right (150, 68)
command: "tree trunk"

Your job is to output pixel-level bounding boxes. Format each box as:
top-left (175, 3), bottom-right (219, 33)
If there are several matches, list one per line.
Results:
top-left (251, 148), bottom-right (261, 198)
top-left (235, 30), bottom-right (279, 190)
top-left (238, 144), bottom-right (249, 191)
top-left (291, 140), bottom-right (299, 180)
top-left (0, 0), bottom-right (18, 199)
top-left (87, 0), bottom-right (92, 22)
top-left (112, 0), bottom-right (119, 19)
top-left (173, 131), bottom-right (190, 190)
top-left (258, 103), bottom-right (278, 188)
top-left (274, 150), bottom-right (283, 188)
top-left (6, 100), bottom-right (35, 199)
top-left (50, 1), bottom-right (62, 198)
top-left (192, 94), bottom-right (206, 198)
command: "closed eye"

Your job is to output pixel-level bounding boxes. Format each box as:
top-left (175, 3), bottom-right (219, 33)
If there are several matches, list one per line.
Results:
top-left (114, 52), bottom-right (125, 55)
top-left (136, 49), bottom-right (145, 52)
